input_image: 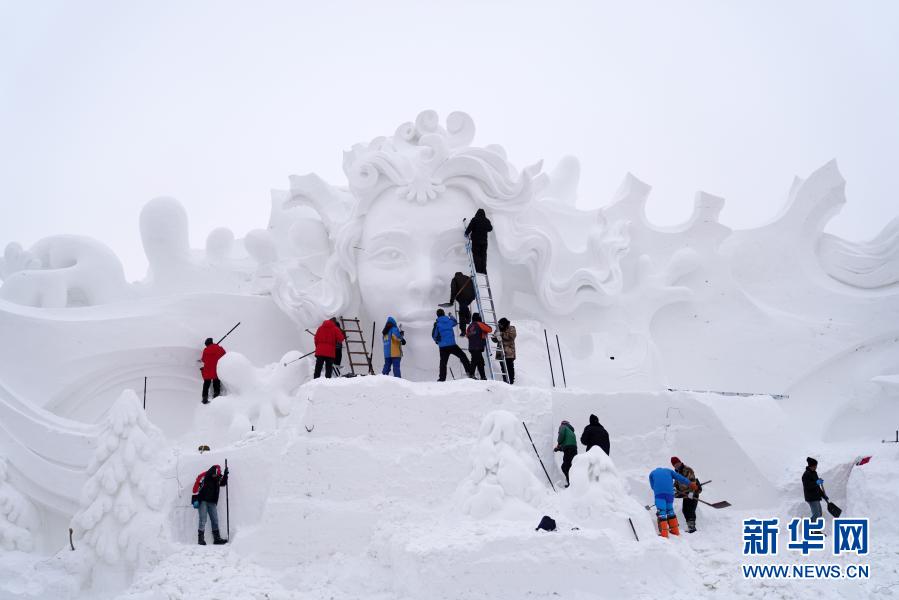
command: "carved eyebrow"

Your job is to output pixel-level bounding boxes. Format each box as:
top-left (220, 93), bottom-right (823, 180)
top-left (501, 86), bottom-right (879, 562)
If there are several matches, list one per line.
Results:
top-left (368, 230), bottom-right (411, 245)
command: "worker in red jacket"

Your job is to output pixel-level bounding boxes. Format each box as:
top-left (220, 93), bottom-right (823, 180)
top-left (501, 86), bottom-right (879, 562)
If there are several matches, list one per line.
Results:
top-left (200, 337), bottom-right (226, 404)
top-left (313, 318), bottom-right (346, 379)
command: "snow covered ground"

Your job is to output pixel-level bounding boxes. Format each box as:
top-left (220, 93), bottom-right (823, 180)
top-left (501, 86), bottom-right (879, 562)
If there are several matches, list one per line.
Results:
top-left (1, 376), bottom-right (895, 600)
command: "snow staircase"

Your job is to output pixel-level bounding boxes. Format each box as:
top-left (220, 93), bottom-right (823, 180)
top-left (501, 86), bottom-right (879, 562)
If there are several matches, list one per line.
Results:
top-left (464, 238), bottom-right (510, 382)
top-left (339, 317), bottom-right (375, 376)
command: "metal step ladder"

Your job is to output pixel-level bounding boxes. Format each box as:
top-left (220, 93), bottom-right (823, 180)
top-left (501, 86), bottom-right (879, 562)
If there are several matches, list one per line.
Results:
top-left (464, 239), bottom-right (510, 382)
top-left (339, 317), bottom-right (375, 375)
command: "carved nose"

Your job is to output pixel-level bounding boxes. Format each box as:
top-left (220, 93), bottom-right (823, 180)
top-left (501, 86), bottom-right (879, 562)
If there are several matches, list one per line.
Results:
top-left (407, 274), bottom-right (443, 300)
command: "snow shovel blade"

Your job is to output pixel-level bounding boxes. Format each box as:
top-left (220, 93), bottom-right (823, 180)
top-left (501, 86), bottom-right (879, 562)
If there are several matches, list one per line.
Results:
top-left (699, 499), bottom-right (731, 509)
top-left (827, 502), bottom-right (842, 518)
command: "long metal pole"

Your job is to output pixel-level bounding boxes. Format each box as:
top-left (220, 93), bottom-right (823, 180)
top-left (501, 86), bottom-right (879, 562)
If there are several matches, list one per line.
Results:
top-left (544, 329), bottom-right (556, 388)
top-left (555, 334), bottom-right (567, 388)
top-left (369, 321), bottom-right (376, 375)
top-left (283, 349), bottom-right (315, 366)
top-left (224, 459), bottom-right (230, 541)
top-left (522, 422), bottom-right (556, 492)
top-left (217, 322), bottom-right (241, 344)
top-left (142, 377), bottom-right (147, 410)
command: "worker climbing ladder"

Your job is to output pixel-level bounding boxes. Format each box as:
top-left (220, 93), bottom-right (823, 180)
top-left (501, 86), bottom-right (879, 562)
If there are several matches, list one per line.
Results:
top-left (338, 317), bottom-right (375, 375)
top-left (464, 239), bottom-right (511, 382)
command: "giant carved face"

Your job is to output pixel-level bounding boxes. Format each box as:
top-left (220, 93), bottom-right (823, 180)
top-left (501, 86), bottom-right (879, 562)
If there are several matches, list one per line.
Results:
top-left (357, 188), bottom-right (497, 332)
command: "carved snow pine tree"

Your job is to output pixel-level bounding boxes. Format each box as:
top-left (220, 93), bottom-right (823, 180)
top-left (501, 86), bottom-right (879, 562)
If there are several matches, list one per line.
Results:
top-left (71, 389), bottom-right (168, 578)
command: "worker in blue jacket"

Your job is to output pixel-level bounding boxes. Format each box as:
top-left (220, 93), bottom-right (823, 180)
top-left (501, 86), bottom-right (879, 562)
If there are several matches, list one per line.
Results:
top-left (432, 309), bottom-right (473, 382)
top-left (649, 466), bottom-right (696, 538)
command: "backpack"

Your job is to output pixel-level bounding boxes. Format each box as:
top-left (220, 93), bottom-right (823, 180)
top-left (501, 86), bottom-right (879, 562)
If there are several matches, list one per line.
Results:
top-left (432, 320), bottom-right (441, 344)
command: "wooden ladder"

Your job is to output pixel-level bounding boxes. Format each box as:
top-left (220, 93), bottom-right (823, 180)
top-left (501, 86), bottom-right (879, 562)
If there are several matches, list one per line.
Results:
top-left (339, 317), bottom-right (375, 376)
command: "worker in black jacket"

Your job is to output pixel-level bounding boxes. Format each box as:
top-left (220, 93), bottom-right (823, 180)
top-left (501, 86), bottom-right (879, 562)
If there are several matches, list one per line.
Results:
top-left (450, 272), bottom-right (475, 335)
top-left (580, 414), bottom-right (610, 456)
top-left (464, 209), bottom-right (493, 274)
top-left (191, 464), bottom-right (229, 545)
top-left (802, 456), bottom-right (824, 521)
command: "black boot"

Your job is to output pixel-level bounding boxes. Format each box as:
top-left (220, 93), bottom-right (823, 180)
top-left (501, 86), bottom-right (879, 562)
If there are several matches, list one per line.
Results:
top-left (212, 529), bottom-right (228, 545)
top-left (687, 520), bottom-right (697, 533)
top-left (198, 530), bottom-right (206, 545)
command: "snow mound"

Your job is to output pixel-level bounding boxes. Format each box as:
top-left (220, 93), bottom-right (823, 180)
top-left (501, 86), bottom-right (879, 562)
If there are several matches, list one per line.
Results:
top-left (563, 447), bottom-right (651, 537)
top-left (454, 410), bottom-right (549, 518)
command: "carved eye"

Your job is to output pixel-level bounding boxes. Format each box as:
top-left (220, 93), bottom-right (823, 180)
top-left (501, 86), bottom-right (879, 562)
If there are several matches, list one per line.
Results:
top-left (370, 247), bottom-right (407, 265)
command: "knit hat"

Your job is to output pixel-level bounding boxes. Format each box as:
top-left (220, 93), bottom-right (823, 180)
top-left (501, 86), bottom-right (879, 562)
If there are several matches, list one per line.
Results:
top-left (670, 456), bottom-right (682, 467)
top-left (806, 456), bottom-right (818, 467)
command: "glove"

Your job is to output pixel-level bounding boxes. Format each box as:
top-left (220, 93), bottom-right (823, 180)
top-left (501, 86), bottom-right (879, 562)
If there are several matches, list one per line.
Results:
top-left (689, 482), bottom-right (698, 492)
top-left (816, 479), bottom-right (823, 486)
top-left (192, 500), bottom-right (199, 509)
top-left (224, 468), bottom-right (230, 476)
top-left (553, 445), bottom-right (561, 452)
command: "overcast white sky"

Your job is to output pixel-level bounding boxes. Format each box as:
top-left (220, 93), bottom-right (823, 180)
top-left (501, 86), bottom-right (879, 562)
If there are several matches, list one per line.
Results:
top-left (1, 1), bottom-right (897, 279)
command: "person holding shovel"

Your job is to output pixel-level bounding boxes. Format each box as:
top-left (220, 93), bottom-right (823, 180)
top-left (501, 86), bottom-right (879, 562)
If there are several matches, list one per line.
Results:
top-left (671, 456), bottom-right (702, 533)
top-left (802, 456), bottom-right (825, 521)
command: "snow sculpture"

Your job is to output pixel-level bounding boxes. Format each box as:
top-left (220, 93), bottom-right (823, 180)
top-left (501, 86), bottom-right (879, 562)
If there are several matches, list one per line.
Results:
top-left (0, 236), bottom-right (130, 307)
top-left (71, 390), bottom-right (169, 584)
top-left (455, 410), bottom-right (548, 518)
top-left (561, 447), bottom-right (647, 530)
top-left (0, 457), bottom-right (39, 551)
top-left (271, 110), bottom-right (636, 379)
top-left (199, 351), bottom-right (307, 443)
top-left (818, 218), bottom-right (899, 289)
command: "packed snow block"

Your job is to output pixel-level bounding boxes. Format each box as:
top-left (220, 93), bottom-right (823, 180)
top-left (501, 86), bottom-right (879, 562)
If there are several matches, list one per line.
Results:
top-left (387, 525), bottom-right (697, 600)
top-left (299, 377), bottom-right (552, 443)
top-left (552, 390), bottom-right (778, 508)
top-left (276, 437), bottom-right (472, 503)
top-left (238, 498), bottom-right (378, 568)
top-left (238, 378), bottom-right (553, 564)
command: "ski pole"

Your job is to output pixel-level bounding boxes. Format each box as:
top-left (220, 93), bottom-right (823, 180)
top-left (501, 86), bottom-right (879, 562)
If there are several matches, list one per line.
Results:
top-left (543, 329), bottom-right (556, 387)
top-left (305, 329), bottom-right (315, 337)
top-left (522, 422), bottom-right (556, 492)
top-left (225, 459), bottom-right (230, 541)
top-left (217, 322), bottom-right (241, 345)
top-left (283, 350), bottom-right (315, 366)
top-left (143, 377), bottom-right (147, 410)
top-left (555, 334), bottom-right (566, 388)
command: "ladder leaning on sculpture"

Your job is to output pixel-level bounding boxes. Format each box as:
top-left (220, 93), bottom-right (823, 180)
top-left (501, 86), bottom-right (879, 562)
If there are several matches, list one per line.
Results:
top-left (339, 317), bottom-right (375, 375)
top-left (464, 236), bottom-right (511, 383)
